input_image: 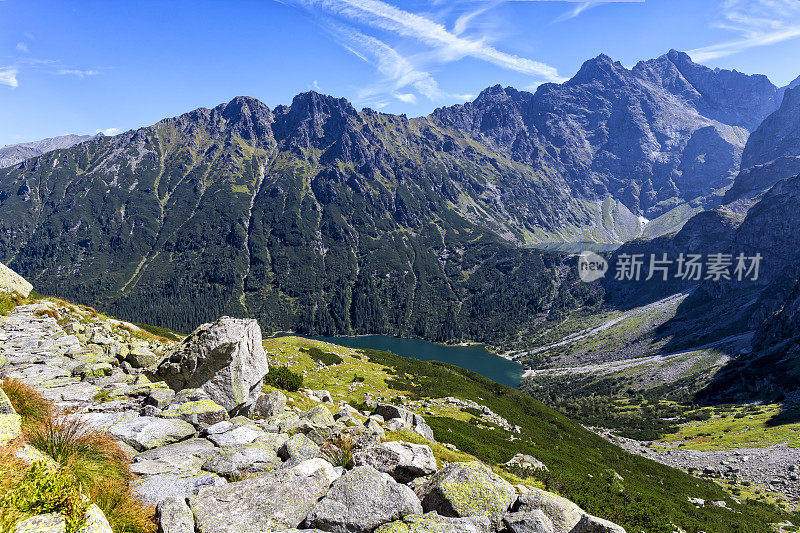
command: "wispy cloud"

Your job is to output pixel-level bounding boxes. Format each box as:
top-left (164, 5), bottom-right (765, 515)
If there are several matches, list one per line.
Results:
top-left (689, 0), bottom-right (800, 61)
top-left (0, 67), bottom-right (18, 88)
top-left (15, 42), bottom-right (28, 53)
top-left (287, 0), bottom-right (565, 105)
top-left (96, 128), bottom-right (120, 136)
top-left (57, 69), bottom-right (99, 77)
top-left (333, 26), bottom-right (470, 103)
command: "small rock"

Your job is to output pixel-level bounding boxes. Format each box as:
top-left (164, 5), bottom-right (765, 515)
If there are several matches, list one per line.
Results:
top-left (503, 510), bottom-right (555, 533)
top-left (278, 433), bottom-right (320, 465)
top-left (374, 512), bottom-right (493, 532)
top-left (77, 504), bottom-right (113, 533)
top-left (12, 513), bottom-right (65, 533)
top-left (157, 497), bottom-right (195, 533)
top-left (0, 387), bottom-right (22, 446)
top-left (251, 390), bottom-right (286, 418)
top-left (354, 441), bottom-right (438, 483)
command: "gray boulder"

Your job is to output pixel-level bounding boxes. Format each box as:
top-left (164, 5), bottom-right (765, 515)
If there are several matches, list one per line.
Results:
top-left (353, 441), bottom-right (437, 482)
top-left (251, 390), bottom-right (286, 418)
top-left (421, 462), bottom-right (515, 523)
top-left (109, 416), bottom-right (195, 452)
top-left (189, 461), bottom-right (337, 532)
top-left (513, 488), bottom-right (584, 533)
top-left (305, 465), bottom-right (423, 533)
top-left (278, 433), bottom-right (320, 465)
top-left (134, 471), bottom-right (226, 506)
top-left (374, 404), bottom-right (434, 441)
top-left (202, 441), bottom-right (281, 479)
top-left (205, 423), bottom-right (265, 447)
top-left (374, 513), bottom-right (492, 533)
top-left (504, 453), bottom-right (548, 472)
top-left (157, 497), bottom-right (195, 533)
top-left (153, 317), bottom-right (268, 413)
top-left (503, 510), bottom-right (555, 533)
top-left (572, 514), bottom-right (626, 533)
top-left (160, 388), bottom-right (229, 429)
top-left (12, 513), bottom-right (65, 533)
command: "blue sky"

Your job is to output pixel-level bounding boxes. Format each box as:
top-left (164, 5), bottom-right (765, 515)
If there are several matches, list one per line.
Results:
top-left (1, 0), bottom-right (799, 146)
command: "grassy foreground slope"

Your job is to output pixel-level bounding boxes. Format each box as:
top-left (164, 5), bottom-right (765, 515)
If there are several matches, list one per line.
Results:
top-left (264, 335), bottom-right (796, 533)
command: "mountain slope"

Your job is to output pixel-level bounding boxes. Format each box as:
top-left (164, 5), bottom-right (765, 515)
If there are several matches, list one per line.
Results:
top-left (0, 134), bottom-right (94, 168)
top-left (0, 94), bottom-right (595, 343)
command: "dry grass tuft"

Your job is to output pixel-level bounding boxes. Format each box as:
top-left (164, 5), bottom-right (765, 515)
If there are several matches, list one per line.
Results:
top-left (1, 377), bottom-right (53, 429)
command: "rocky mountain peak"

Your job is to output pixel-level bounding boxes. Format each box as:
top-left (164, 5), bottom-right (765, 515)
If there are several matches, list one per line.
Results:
top-left (568, 53), bottom-right (628, 86)
top-left (217, 95), bottom-right (274, 142)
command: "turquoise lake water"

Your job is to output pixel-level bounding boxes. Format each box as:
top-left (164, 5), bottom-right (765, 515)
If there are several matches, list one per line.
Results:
top-left (307, 334), bottom-right (525, 389)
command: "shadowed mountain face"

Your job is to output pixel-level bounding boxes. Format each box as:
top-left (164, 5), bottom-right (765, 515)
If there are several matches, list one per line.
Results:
top-left (434, 50), bottom-right (781, 218)
top-left (0, 134), bottom-right (95, 168)
top-left (0, 50), bottom-right (788, 340)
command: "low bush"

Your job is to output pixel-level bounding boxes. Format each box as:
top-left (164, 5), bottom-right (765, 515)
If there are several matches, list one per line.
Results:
top-left (0, 456), bottom-right (89, 533)
top-left (264, 365), bottom-right (304, 392)
top-left (302, 347), bottom-right (344, 366)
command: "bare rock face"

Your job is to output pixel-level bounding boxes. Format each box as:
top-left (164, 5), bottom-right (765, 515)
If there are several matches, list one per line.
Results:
top-left (153, 317), bottom-right (268, 413)
top-left (0, 261), bottom-right (33, 297)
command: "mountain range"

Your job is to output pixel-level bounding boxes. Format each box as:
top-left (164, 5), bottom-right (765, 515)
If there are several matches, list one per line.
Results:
top-left (0, 133), bottom-right (95, 168)
top-left (1, 50), bottom-right (799, 353)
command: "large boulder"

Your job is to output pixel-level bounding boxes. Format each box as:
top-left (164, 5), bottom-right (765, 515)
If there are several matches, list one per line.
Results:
top-left (420, 462), bottom-right (516, 523)
top-left (353, 441), bottom-right (437, 483)
top-left (202, 441), bottom-right (281, 479)
top-left (0, 261), bottom-right (33, 297)
top-left (153, 317), bottom-right (268, 413)
top-left (109, 416), bottom-right (196, 452)
top-left (374, 513), bottom-right (492, 533)
top-left (513, 488), bottom-right (584, 533)
top-left (305, 465), bottom-right (423, 533)
top-left (374, 404), bottom-right (434, 441)
top-left (189, 460), bottom-right (337, 532)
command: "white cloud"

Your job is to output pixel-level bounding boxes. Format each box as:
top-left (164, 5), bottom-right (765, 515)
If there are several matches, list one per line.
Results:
top-left (320, 0), bottom-right (562, 80)
top-left (16, 42), bottom-right (28, 53)
top-left (312, 79), bottom-right (322, 91)
top-left (689, 0), bottom-right (800, 61)
top-left (0, 67), bottom-right (18, 88)
top-left (453, 2), bottom-right (498, 35)
top-left (58, 69), bottom-right (99, 77)
top-left (96, 128), bottom-right (120, 136)
top-left (334, 27), bottom-right (471, 102)
top-left (393, 92), bottom-right (417, 104)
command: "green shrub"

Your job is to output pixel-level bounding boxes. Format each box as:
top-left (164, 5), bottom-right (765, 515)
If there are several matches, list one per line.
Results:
top-left (0, 460), bottom-right (89, 533)
top-left (302, 347), bottom-right (344, 366)
top-left (264, 365), bottom-right (304, 392)
top-left (351, 374), bottom-right (365, 383)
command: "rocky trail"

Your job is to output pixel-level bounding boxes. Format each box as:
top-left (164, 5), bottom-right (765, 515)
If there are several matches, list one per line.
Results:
top-left (1, 297), bottom-right (625, 533)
